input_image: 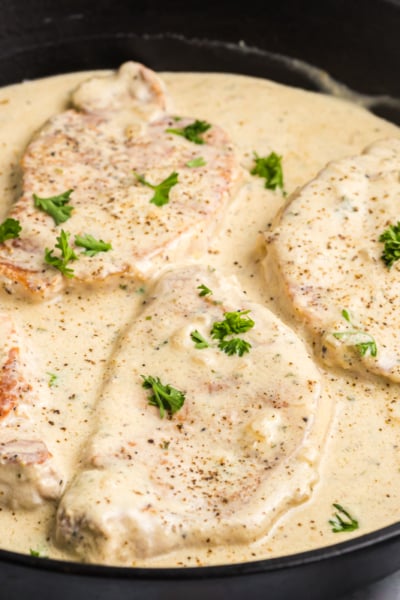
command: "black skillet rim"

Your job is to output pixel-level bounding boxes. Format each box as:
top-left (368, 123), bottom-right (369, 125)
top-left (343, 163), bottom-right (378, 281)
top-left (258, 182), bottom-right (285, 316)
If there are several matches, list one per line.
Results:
top-left (0, 519), bottom-right (399, 580)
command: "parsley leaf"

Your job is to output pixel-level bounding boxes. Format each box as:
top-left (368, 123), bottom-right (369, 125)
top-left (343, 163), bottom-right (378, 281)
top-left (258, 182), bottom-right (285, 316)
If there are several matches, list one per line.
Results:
top-left (189, 310), bottom-right (254, 357)
top-left (197, 283), bottom-right (213, 297)
top-left (218, 338), bottom-right (252, 356)
top-left (329, 503), bottom-right (359, 533)
top-left (190, 330), bottom-right (210, 349)
top-left (211, 310), bottom-right (255, 340)
top-left (75, 234), bottom-right (112, 256)
top-left (141, 375), bottom-right (185, 419)
top-left (44, 230), bottom-right (78, 278)
top-left (355, 340), bottom-right (377, 357)
top-left (186, 157), bottom-right (206, 168)
top-left (29, 548), bottom-right (48, 558)
top-left (166, 119), bottom-right (211, 144)
top-left (135, 172), bottom-right (179, 207)
top-left (379, 222), bottom-right (400, 268)
top-left (33, 189), bottom-right (74, 225)
top-left (0, 217), bottom-right (21, 243)
top-left (47, 372), bottom-right (58, 388)
top-left (333, 309), bottom-right (377, 358)
top-left (210, 310), bottom-right (255, 357)
top-left (341, 309), bottom-right (352, 323)
top-left (251, 152), bottom-right (284, 192)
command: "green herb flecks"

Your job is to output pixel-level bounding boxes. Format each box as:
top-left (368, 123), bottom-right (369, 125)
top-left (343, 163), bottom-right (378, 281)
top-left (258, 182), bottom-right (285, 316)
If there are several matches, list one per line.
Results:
top-left (44, 230), bottom-right (78, 278)
top-left (33, 189), bottom-right (74, 225)
top-left (166, 119), bottom-right (211, 144)
top-left (332, 309), bottom-right (377, 358)
top-left (0, 217), bottom-right (21, 243)
top-left (141, 375), bottom-right (185, 419)
top-left (197, 283), bottom-right (213, 297)
top-left (47, 372), bottom-right (58, 387)
top-left (75, 234), bottom-right (112, 256)
top-left (218, 338), bottom-right (252, 357)
top-left (211, 310), bottom-right (255, 340)
top-left (251, 152), bottom-right (285, 192)
top-left (329, 503), bottom-right (359, 533)
top-left (190, 330), bottom-right (210, 349)
top-left (29, 548), bottom-right (48, 558)
top-left (379, 221), bottom-right (400, 268)
top-left (135, 172), bottom-right (178, 207)
top-left (211, 310), bottom-right (254, 357)
top-left (186, 157), bottom-right (206, 168)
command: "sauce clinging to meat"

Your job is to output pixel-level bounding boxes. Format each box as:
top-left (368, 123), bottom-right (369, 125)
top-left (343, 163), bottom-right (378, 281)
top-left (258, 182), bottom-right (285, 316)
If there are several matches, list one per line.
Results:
top-left (0, 67), bottom-right (398, 566)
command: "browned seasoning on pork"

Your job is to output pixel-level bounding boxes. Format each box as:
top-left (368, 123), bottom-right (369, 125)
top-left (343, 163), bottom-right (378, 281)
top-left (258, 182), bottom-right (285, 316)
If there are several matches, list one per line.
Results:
top-left (0, 314), bottom-right (64, 508)
top-left (0, 62), bottom-right (241, 301)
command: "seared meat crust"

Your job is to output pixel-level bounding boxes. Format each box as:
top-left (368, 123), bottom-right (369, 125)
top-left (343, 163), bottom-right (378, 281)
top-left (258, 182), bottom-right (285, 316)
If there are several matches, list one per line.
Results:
top-left (0, 62), bottom-right (240, 301)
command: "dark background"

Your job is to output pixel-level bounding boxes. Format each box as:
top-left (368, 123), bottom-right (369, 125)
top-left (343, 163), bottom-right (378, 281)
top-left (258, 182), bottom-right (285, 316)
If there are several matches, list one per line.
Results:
top-left (0, 0), bottom-right (399, 96)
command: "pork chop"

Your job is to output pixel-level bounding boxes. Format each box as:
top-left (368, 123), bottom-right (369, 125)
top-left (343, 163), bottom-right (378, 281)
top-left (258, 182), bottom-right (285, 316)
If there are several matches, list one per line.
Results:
top-left (266, 137), bottom-right (400, 382)
top-left (0, 62), bottom-right (241, 301)
top-left (0, 314), bottom-right (64, 508)
top-left (55, 266), bottom-right (329, 564)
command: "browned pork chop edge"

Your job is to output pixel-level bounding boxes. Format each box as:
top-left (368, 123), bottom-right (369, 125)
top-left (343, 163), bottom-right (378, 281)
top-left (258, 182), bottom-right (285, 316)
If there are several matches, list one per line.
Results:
top-left (0, 62), bottom-right (241, 302)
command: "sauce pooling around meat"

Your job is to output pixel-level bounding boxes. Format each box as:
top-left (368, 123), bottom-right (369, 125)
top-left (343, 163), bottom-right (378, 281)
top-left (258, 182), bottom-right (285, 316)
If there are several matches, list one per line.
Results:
top-left (0, 66), bottom-right (398, 566)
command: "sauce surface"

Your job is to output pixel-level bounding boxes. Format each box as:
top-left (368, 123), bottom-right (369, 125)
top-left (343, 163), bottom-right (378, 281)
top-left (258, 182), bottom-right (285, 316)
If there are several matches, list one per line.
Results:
top-left (0, 69), bottom-right (398, 566)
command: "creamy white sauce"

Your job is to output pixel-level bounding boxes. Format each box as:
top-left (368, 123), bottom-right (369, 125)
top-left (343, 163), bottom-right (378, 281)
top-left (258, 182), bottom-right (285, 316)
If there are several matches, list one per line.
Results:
top-left (0, 70), bottom-right (398, 566)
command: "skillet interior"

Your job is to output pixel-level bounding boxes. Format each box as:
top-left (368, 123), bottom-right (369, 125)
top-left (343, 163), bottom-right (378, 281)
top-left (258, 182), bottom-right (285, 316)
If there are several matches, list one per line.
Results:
top-left (0, 1), bottom-right (400, 598)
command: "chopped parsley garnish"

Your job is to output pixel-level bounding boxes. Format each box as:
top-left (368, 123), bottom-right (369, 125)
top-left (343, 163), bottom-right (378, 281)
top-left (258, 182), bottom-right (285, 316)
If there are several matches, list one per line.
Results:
top-left (186, 157), bottom-right (206, 168)
top-left (135, 172), bottom-right (178, 207)
top-left (190, 330), bottom-right (210, 349)
top-left (47, 372), bottom-right (58, 387)
top-left (211, 310), bottom-right (255, 340)
top-left (141, 375), bottom-right (185, 419)
top-left (74, 234), bottom-right (112, 256)
top-left (329, 503), bottom-right (359, 533)
top-left (166, 119), bottom-right (211, 144)
top-left (332, 309), bottom-right (377, 358)
top-left (379, 222), bottom-right (400, 268)
top-left (29, 548), bottom-right (48, 558)
top-left (218, 338), bottom-right (252, 357)
top-left (197, 283), bottom-right (213, 297)
top-left (210, 310), bottom-right (254, 357)
top-left (44, 230), bottom-right (78, 278)
top-left (189, 310), bottom-right (254, 357)
top-left (0, 217), bottom-right (21, 243)
top-left (33, 189), bottom-right (74, 225)
top-left (251, 152), bottom-right (284, 192)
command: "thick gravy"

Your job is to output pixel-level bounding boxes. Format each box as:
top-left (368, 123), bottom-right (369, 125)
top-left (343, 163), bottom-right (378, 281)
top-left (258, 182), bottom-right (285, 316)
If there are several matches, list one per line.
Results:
top-left (0, 69), bottom-right (398, 566)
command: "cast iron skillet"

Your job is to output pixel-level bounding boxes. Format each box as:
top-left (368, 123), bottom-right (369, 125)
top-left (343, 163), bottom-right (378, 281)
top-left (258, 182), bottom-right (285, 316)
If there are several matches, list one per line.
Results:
top-left (0, 1), bottom-right (400, 598)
